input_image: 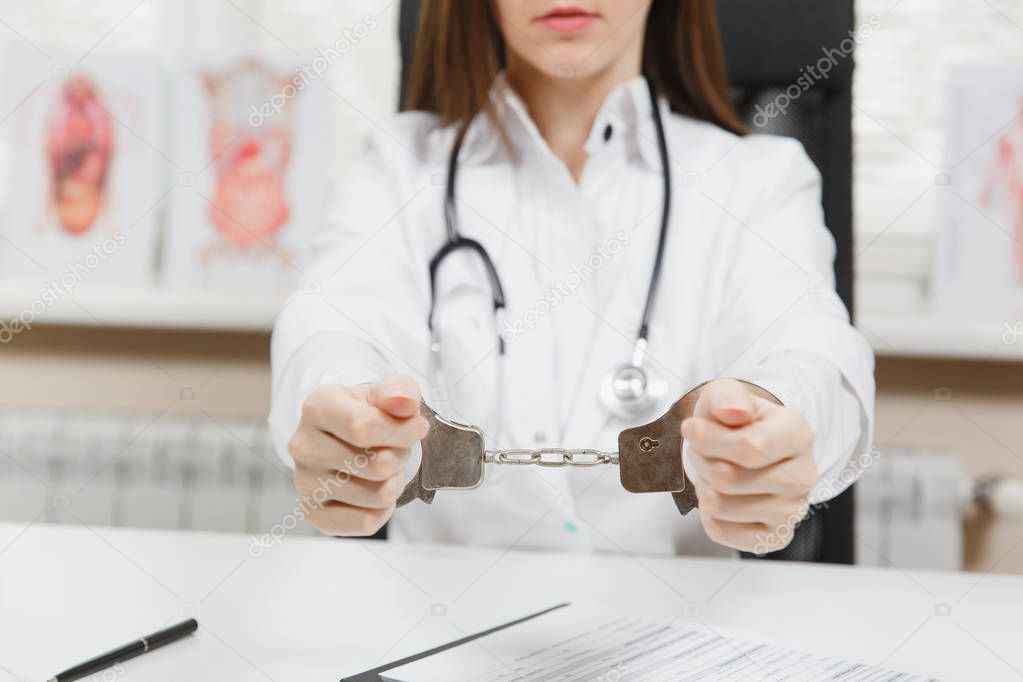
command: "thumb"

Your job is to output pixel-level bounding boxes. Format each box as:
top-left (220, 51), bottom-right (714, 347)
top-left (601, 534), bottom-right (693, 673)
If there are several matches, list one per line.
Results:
top-left (366, 374), bottom-right (421, 418)
top-left (695, 379), bottom-right (757, 427)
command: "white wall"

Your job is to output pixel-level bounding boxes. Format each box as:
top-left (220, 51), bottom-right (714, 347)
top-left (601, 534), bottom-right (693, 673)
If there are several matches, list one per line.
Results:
top-left (853, 0), bottom-right (1023, 309)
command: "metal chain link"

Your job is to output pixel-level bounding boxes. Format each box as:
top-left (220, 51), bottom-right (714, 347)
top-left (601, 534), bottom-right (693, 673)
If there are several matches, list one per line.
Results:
top-left (484, 448), bottom-right (619, 467)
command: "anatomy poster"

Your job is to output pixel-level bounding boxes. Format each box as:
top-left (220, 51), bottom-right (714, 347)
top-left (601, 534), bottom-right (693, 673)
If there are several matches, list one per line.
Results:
top-left (164, 57), bottom-right (327, 292)
top-left (934, 65), bottom-right (1023, 311)
top-left (2, 49), bottom-right (164, 286)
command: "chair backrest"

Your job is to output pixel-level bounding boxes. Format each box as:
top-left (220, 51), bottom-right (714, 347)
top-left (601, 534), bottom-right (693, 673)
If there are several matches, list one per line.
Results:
top-left (717, 0), bottom-right (855, 314)
top-left (396, 0), bottom-right (857, 563)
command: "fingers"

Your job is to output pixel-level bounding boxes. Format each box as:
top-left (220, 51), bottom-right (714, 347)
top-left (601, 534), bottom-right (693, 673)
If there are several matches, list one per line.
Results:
top-left (698, 497), bottom-right (809, 554)
top-left (688, 445), bottom-right (818, 496)
top-left (698, 507), bottom-right (769, 552)
top-left (683, 412), bottom-right (801, 468)
top-left (289, 377), bottom-right (428, 538)
top-left (305, 501), bottom-right (394, 537)
top-left (697, 487), bottom-right (810, 525)
top-left (288, 427), bottom-right (410, 480)
top-left (688, 454), bottom-right (777, 495)
top-left (294, 463), bottom-right (405, 510)
top-left (694, 379), bottom-right (758, 427)
top-left (691, 445), bottom-right (817, 551)
top-left (687, 397), bottom-right (820, 553)
top-left (366, 374), bottom-right (422, 419)
top-left (355, 447), bottom-right (411, 481)
top-left (290, 447), bottom-right (408, 537)
top-left (304, 384), bottom-right (429, 449)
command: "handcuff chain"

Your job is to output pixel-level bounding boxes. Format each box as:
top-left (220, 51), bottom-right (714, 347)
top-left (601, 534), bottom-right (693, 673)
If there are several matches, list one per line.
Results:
top-left (484, 448), bottom-right (620, 467)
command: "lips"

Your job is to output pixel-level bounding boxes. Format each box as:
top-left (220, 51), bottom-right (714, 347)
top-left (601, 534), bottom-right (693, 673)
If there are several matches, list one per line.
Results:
top-left (538, 6), bottom-right (597, 33)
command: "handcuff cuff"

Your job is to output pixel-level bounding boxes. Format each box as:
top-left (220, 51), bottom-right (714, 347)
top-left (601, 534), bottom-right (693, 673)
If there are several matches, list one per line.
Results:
top-left (397, 381), bottom-right (781, 516)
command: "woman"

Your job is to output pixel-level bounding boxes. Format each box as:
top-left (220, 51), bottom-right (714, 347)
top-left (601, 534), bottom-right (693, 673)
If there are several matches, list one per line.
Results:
top-left (270, 0), bottom-right (875, 557)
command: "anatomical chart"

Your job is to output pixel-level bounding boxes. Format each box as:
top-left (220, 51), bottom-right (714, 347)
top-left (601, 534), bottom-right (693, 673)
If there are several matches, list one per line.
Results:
top-left (164, 57), bottom-right (327, 291)
top-left (2, 50), bottom-right (164, 286)
top-left (935, 65), bottom-right (1023, 310)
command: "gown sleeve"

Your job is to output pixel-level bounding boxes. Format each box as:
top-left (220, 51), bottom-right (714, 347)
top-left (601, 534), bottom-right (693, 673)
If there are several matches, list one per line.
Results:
top-left (708, 136), bottom-right (876, 502)
top-left (268, 125), bottom-right (433, 466)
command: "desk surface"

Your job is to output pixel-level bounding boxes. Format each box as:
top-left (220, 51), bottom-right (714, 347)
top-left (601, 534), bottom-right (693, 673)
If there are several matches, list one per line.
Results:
top-left (0, 523), bottom-right (1018, 682)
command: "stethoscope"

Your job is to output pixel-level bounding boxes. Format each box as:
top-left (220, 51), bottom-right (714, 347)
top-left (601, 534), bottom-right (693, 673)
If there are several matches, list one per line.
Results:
top-left (427, 79), bottom-right (672, 420)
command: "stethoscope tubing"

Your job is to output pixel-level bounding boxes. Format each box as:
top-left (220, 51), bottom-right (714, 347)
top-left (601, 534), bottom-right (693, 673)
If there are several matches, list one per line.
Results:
top-left (637, 78), bottom-right (672, 342)
top-left (430, 79), bottom-right (670, 352)
top-left (429, 78), bottom-right (672, 420)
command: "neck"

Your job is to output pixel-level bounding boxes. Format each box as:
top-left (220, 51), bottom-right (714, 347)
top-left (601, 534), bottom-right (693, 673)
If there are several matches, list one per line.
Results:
top-left (506, 58), bottom-right (642, 182)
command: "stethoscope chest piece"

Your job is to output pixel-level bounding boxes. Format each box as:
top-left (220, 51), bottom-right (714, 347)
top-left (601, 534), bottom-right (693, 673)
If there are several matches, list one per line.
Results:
top-left (599, 361), bottom-right (669, 420)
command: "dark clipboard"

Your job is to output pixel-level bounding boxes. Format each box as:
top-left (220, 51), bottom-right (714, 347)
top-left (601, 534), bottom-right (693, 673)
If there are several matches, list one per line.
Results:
top-left (340, 603), bottom-right (570, 682)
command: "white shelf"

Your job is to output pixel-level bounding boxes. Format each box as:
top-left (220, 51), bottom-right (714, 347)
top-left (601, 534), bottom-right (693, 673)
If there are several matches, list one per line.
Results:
top-left (857, 308), bottom-right (1023, 362)
top-left (4, 282), bottom-right (1022, 361)
top-left (0, 285), bottom-right (289, 333)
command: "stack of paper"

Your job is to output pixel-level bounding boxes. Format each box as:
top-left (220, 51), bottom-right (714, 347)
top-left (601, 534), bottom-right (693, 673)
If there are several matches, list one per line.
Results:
top-left (383, 604), bottom-right (935, 681)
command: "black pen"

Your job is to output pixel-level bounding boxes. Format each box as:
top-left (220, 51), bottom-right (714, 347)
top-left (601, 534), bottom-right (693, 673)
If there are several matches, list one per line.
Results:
top-left (49, 618), bottom-right (198, 682)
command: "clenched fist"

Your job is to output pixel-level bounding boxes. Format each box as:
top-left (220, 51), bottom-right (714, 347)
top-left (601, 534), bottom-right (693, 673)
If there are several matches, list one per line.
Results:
top-left (288, 374), bottom-right (429, 537)
top-left (683, 379), bottom-right (818, 554)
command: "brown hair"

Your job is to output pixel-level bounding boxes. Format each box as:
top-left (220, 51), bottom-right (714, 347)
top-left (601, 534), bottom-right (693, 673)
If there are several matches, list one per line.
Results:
top-left (403, 0), bottom-right (746, 136)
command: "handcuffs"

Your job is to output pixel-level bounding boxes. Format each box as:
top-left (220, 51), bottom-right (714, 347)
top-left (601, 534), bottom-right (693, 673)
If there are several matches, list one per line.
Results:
top-left (397, 381), bottom-right (780, 516)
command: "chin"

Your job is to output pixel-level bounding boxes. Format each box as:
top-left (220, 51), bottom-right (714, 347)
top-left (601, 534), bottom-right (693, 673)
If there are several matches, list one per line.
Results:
top-left (537, 45), bottom-right (604, 77)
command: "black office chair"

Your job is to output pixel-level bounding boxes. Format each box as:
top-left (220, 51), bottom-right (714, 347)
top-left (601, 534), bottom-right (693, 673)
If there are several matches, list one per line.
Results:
top-left (396, 0), bottom-right (858, 564)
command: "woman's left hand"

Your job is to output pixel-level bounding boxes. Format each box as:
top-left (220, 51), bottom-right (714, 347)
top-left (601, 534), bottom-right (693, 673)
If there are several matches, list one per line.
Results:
top-left (682, 379), bottom-right (818, 554)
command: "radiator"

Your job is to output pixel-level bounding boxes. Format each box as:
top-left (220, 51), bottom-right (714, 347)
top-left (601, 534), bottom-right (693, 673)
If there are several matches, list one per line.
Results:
top-left (0, 410), bottom-right (315, 537)
top-left (855, 447), bottom-right (969, 571)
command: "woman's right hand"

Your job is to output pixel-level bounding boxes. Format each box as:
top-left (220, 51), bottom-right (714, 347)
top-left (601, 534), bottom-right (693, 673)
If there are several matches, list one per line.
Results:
top-left (288, 374), bottom-right (430, 537)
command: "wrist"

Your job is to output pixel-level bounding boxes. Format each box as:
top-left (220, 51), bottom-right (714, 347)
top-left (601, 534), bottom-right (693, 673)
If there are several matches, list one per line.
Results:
top-left (686, 378), bottom-right (783, 406)
top-left (733, 379), bottom-right (783, 406)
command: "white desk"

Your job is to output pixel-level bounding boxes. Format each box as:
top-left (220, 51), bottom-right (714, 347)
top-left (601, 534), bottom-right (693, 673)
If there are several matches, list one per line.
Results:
top-left (0, 523), bottom-right (1018, 681)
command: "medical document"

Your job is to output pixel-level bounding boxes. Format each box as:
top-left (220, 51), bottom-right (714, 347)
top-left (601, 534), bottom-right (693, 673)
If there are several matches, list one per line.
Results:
top-left (383, 604), bottom-right (935, 681)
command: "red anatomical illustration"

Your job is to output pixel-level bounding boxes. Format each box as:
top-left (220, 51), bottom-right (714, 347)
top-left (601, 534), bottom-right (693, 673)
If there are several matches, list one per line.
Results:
top-left (203, 60), bottom-right (294, 257)
top-left (979, 99), bottom-right (1023, 283)
top-left (45, 75), bottom-right (115, 236)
